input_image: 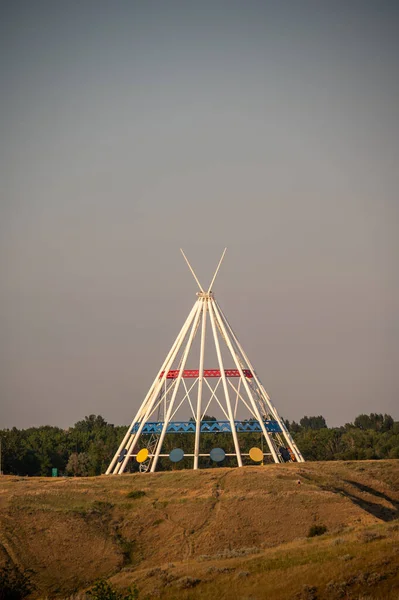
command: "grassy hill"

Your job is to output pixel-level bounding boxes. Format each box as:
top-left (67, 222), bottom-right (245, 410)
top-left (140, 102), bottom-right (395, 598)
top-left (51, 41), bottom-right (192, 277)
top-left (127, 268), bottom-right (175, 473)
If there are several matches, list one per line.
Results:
top-left (0, 460), bottom-right (398, 599)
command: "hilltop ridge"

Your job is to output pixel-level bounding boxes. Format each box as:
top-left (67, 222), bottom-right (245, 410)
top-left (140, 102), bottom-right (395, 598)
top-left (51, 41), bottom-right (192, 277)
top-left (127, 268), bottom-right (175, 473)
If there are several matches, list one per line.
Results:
top-left (0, 460), bottom-right (398, 599)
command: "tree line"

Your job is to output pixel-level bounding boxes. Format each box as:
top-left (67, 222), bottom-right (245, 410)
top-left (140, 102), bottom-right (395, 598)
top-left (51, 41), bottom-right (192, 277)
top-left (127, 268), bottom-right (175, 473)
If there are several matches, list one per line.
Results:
top-left (0, 412), bottom-right (398, 477)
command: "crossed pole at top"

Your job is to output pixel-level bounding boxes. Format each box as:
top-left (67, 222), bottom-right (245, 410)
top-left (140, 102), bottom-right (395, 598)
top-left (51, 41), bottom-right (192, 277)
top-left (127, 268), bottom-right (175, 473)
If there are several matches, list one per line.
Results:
top-left (180, 248), bottom-right (227, 294)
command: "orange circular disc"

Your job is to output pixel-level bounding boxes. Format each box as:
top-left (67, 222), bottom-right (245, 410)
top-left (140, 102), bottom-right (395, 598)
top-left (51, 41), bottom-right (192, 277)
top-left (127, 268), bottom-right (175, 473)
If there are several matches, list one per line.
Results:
top-left (249, 447), bottom-right (264, 462)
top-left (136, 448), bottom-right (149, 463)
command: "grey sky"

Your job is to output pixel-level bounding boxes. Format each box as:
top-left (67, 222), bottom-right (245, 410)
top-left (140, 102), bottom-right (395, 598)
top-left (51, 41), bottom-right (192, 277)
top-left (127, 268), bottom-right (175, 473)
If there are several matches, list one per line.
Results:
top-left (1, 1), bottom-right (398, 429)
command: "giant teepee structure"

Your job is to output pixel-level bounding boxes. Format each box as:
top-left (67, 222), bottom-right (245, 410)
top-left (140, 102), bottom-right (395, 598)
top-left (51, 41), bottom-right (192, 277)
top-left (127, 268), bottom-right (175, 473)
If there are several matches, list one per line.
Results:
top-left (106, 250), bottom-right (304, 474)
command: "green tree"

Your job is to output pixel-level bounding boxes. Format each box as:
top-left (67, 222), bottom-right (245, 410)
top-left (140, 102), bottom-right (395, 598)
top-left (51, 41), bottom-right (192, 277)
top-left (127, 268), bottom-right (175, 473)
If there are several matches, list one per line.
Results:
top-left (1, 412), bottom-right (398, 476)
top-left (65, 452), bottom-right (91, 477)
top-left (299, 416), bottom-right (327, 430)
top-left (294, 428), bottom-right (343, 461)
top-left (353, 413), bottom-right (394, 432)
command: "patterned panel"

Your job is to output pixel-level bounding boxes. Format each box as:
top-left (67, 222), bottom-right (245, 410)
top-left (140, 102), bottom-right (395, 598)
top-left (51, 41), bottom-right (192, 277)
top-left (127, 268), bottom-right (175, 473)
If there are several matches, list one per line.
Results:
top-left (131, 420), bottom-right (282, 434)
top-left (159, 369), bottom-right (253, 379)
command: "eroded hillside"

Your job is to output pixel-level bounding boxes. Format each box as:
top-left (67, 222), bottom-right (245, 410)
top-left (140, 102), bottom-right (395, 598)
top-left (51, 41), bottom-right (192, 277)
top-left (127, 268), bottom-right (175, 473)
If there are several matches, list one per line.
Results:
top-left (0, 460), bottom-right (398, 599)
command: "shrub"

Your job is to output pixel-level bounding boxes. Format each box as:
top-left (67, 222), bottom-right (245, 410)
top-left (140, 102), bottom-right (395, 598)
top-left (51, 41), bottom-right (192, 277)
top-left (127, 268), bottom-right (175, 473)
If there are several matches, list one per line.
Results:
top-left (176, 577), bottom-right (201, 589)
top-left (92, 501), bottom-right (114, 513)
top-left (331, 537), bottom-right (344, 545)
top-left (199, 547), bottom-right (260, 561)
top-left (86, 580), bottom-right (138, 600)
top-left (126, 490), bottom-right (146, 499)
top-left (307, 524), bottom-right (328, 538)
top-left (358, 530), bottom-right (386, 543)
top-left (0, 563), bottom-right (35, 600)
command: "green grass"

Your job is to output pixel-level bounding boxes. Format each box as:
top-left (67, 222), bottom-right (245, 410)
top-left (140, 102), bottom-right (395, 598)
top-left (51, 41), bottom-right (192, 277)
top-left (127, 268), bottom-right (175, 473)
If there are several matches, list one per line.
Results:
top-left (126, 490), bottom-right (146, 499)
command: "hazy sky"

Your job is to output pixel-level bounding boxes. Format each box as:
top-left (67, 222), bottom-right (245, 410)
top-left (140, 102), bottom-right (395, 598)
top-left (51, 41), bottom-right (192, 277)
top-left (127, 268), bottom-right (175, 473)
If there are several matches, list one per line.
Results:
top-left (1, 1), bottom-right (398, 429)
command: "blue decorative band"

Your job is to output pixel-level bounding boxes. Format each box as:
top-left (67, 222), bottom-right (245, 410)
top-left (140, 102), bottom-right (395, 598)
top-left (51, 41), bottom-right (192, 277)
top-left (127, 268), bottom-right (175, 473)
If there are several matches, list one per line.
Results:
top-left (131, 420), bottom-right (282, 434)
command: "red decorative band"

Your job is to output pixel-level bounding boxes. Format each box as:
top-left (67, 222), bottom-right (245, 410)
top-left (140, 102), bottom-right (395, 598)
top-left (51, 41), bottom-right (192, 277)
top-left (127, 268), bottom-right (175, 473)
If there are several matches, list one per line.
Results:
top-left (160, 369), bottom-right (253, 379)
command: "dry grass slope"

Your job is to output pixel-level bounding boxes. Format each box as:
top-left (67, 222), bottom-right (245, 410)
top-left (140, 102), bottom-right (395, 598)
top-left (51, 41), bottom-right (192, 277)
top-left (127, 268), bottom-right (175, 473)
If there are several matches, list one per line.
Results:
top-left (0, 460), bottom-right (398, 599)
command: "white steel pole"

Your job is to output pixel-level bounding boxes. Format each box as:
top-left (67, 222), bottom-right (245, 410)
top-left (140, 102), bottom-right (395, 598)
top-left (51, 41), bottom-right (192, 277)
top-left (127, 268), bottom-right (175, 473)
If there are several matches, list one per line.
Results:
top-left (227, 379), bottom-right (257, 418)
top-left (164, 377), bottom-right (167, 419)
top-left (150, 300), bottom-right (203, 473)
top-left (201, 378), bottom-right (222, 419)
top-left (207, 248), bottom-right (227, 293)
top-left (215, 298), bottom-right (300, 459)
top-left (234, 378), bottom-right (241, 418)
top-left (180, 249), bottom-right (204, 292)
top-left (254, 381), bottom-right (304, 462)
top-left (106, 301), bottom-right (199, 474)
top-left (208, 299), bottom-right (243, 467)
top-left (244, 368), bottom-right (304, 462)
top-left (194, 297), bottom-right (207, 470)
top-left (215, 299), bottom-right (304, 462)
top-left (212, 300), bottom-right (280, 463)
top-left (116, 300), bottom-right (201, 474)
top-left (115, 304), bottom-right (197, 475)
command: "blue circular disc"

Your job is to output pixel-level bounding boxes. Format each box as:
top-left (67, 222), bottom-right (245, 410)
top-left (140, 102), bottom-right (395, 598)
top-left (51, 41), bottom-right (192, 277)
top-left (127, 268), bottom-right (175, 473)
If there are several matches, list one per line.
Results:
top-left (169, 448), bottom-right (185, 463)
top-left (210, 447), bottom-right (226, 462)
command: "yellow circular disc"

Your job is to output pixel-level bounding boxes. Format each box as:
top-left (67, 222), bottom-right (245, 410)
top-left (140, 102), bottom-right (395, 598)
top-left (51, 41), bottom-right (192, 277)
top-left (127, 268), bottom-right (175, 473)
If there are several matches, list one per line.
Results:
top-left (249, 447), bottom-right (264, 462)
top-left (136, 448), bottom-right (149, 463)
